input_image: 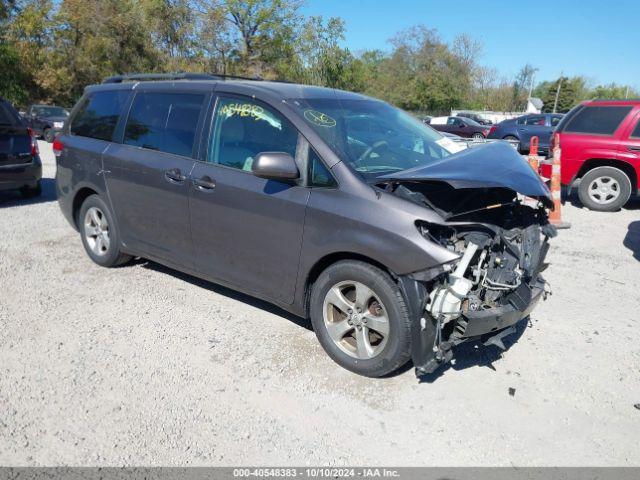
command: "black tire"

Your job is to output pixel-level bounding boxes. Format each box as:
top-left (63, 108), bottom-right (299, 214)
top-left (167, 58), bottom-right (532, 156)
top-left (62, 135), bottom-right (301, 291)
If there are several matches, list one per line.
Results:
top-left (309, 260), bottom-right (412, 378)
top-left (503, 135), bottom-right (520, 151)
top-left (20, 181), bottom-right (41, 198)
top-left (472, 132), bottom-right (484, 141)
top-left (78, 194), bottom-right (132, 267)
top-left (578, 166), bottom-right (632, 212)
top-left (43, 128), bottom-right (54, 143)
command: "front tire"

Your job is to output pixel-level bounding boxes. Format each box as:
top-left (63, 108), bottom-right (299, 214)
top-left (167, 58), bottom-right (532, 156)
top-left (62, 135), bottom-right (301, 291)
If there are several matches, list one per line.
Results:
top-left (578, 166), bottom-right (632, 212)
top-left (79, 194), bottom-right (132, 267)
top-left (309, 260), bottom-right (412, 377)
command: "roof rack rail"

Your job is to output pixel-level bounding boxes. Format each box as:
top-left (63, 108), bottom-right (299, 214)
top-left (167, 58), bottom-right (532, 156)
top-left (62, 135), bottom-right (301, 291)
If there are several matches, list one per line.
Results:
top-left (102, 72), bottom-right (264, 84)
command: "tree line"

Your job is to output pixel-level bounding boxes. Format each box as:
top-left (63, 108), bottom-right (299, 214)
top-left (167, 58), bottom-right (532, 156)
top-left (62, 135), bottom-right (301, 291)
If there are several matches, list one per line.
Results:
top-left (1, 0), bottom-right (637, 113)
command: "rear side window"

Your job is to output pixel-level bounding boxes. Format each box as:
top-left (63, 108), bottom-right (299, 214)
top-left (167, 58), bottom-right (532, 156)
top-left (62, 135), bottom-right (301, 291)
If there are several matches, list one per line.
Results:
top-left (525, 116), bottom-right (546, 126)
top-left (564, 106), bottom-right (632, 135)
top-left (551, 115), bottom-right (562, 127)
top-left (631, 119), bottom-right (640, 139)
top-left (71, 90), bottom-right (130, 141)
top-left (124, 92), bottom-right (205, 157)
top-left (0, 102), bottom-right (19, 125)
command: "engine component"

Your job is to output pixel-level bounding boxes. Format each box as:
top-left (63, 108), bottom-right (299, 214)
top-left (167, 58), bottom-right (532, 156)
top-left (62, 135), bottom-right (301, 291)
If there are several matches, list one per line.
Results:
top-left (427, 241), bottom-right (479, 323)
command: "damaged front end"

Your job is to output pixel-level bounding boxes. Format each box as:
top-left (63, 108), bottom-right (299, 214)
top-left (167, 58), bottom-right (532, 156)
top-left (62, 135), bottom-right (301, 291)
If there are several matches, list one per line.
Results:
top-left (380, 143), bottom-right (557, 377)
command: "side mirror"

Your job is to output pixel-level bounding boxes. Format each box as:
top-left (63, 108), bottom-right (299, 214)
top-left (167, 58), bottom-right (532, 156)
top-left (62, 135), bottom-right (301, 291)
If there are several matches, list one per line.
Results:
top-left (252, 152), bottom-right (299, 181)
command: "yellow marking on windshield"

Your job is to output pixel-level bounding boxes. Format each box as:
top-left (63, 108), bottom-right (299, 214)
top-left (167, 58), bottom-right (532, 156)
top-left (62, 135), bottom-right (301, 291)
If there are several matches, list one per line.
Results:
top-left (304, 109), bottom-right (336, 127)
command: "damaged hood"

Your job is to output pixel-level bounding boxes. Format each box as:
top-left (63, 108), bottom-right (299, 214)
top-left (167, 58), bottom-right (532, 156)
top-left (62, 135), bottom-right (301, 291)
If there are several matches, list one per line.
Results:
top-left (379, 141), bottom-right (552, 206)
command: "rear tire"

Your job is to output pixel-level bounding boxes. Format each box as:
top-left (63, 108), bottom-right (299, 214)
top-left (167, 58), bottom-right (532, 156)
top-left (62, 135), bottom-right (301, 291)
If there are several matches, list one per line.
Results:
top-left (472, 132), bottom-right (484, 141)
top-left (309, 260), bottom-right (412, 378)
top-left (578, 166), bottom-right (631, 212)
top-left (78, 194), bottom-right (132, 267)
top-left (503, 135), bottom-right (520, 151)
top-left (20, 181), bottom-right (41, 199)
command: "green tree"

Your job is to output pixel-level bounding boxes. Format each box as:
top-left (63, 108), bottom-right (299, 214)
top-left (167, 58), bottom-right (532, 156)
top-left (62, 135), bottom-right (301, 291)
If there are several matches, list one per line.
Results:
top-left (589, 83), bottom-right (638, 99)
top-left (539, 76), bottom-right (578, 113)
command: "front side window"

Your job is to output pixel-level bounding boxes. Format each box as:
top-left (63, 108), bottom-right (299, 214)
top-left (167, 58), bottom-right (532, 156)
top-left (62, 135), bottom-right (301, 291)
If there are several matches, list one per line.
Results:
top-left (124, 92), bottom-right (205, 157)
top-left (71, 90), bottom-right (130, 141)
top-left (290, 98), bottom-right (452, 181)
top-left (209, 97), bottom-right (298, 171)
top-left (308, 148), bottom-right (336, 188)
top-left (564, 106), bottom-right (632, 135)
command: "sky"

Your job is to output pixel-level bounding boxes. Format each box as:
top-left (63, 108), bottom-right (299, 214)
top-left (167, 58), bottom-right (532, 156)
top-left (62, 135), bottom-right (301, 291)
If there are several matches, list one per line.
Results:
top-left (302, 0), bottom-right (640, 90)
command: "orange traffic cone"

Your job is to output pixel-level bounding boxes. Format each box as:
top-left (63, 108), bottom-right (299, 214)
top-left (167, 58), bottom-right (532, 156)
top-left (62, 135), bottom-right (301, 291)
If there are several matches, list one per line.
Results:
top-left (528, 136), bottom-right (539, 171)
top-left (548, 133), bottom-right (571, 229)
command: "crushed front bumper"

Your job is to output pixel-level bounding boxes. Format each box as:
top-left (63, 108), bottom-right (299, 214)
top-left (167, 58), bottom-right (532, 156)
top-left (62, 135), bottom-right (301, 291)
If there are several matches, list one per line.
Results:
top-left (458, 280), bottom-right (544, 338)
top-left (410, 277), bottom-right (546, 377)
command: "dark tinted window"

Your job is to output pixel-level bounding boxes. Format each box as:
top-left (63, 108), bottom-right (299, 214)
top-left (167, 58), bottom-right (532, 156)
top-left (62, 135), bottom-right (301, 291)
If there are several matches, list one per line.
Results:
top-left (525, 115), bottom-right (546, 126)
top-left (631, 119), bottom-right (640, 139)
top-left (309, 149), bottom-right (336, 187)
top-left (551, 115), bottom-right (562, 127)
top-left (124, 92), bottom-right (205, 157)
top-left (564, 106), bottom-right (632, 135)
top-left (71, 90), bottom-right (129, 141)
top-left (0, 102), bottom-right (19, 125)
top-left (209, 97), bottom-right (298, 170)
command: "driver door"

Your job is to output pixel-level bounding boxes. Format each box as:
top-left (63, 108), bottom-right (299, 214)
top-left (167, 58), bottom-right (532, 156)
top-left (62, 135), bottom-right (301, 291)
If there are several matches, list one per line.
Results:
top-left (189, 95), bottom-right (310, 304)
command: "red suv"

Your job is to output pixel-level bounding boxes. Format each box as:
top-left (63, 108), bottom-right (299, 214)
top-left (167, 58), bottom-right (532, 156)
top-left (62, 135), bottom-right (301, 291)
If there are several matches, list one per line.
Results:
top-left (542, 100), bottom-right (640, 211)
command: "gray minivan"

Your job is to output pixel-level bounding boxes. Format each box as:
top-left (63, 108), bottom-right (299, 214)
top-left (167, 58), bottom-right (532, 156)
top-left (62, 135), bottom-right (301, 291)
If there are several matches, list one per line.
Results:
top-left (56, 73), bottom-right (555, 378)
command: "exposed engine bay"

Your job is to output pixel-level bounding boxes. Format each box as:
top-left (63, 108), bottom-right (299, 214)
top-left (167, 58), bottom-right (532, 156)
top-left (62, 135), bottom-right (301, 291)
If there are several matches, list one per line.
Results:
top-left (381, 179), bottom-right (557, 376)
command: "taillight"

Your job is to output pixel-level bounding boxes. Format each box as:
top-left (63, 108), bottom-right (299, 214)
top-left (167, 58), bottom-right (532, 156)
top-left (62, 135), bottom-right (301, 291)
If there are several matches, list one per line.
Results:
top-left (489, 125), bottom-right (497, 136)
top-left (27, 127), bottom-right (39, 157)
top-left (53, 137), bottom-right (64, 157)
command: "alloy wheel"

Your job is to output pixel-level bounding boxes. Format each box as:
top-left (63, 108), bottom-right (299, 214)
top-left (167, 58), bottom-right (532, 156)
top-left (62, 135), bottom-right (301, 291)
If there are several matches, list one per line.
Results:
top-left (83, 207), bottom-right (110, 256)
top-left (587, 176), bottom-right (620, 205)
top-left (322, 280), bottom-right (390, 360)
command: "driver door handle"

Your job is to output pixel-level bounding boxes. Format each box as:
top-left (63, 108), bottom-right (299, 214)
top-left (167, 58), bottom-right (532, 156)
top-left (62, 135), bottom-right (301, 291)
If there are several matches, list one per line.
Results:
top-left (164, 168), bottom-right (186, 183)
top-left (193, 175), bottom-right (216, 191)
top-left (627, 145), bottom-right (640, 152)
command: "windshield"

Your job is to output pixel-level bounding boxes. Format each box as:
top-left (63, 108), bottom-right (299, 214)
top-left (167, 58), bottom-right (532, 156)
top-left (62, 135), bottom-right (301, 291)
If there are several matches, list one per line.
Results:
top-left (289, 98), bottom-right (460, 180)
top-left (33, 106), bottom-right (69, 118)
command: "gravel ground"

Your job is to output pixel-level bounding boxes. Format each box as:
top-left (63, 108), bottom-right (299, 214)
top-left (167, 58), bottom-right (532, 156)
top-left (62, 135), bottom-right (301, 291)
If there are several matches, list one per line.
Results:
top-left (1, 142), bottom-right (639, 466)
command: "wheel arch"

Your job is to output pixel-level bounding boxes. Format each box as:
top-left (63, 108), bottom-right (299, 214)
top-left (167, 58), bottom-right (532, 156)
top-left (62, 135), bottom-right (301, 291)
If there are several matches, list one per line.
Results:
top-left (574, 159), bottom-right (638, 193)
top-left (303, 252), bottom-right (394, 317)
top-left (503, 133), bottom-right (519, 140)
top-left (72, 187), bottom-right (99, 228)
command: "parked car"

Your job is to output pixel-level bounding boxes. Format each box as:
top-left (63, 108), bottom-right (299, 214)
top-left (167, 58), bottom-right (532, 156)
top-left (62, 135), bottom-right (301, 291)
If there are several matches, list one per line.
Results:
top-left (55, 73), bottom-right (554, 378)
top-left (456, 112), bottom-right (493, 126)
top-left (429, 116), bottom-right (491, 139)
top-left (540, 99), bottom-right (640, 211)
top-left (25, 104), bottom-right (69, 142)
top-left (0, 97), bottom-right (42, 198)
top-left (487, 113), bottom-right (563, 154)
